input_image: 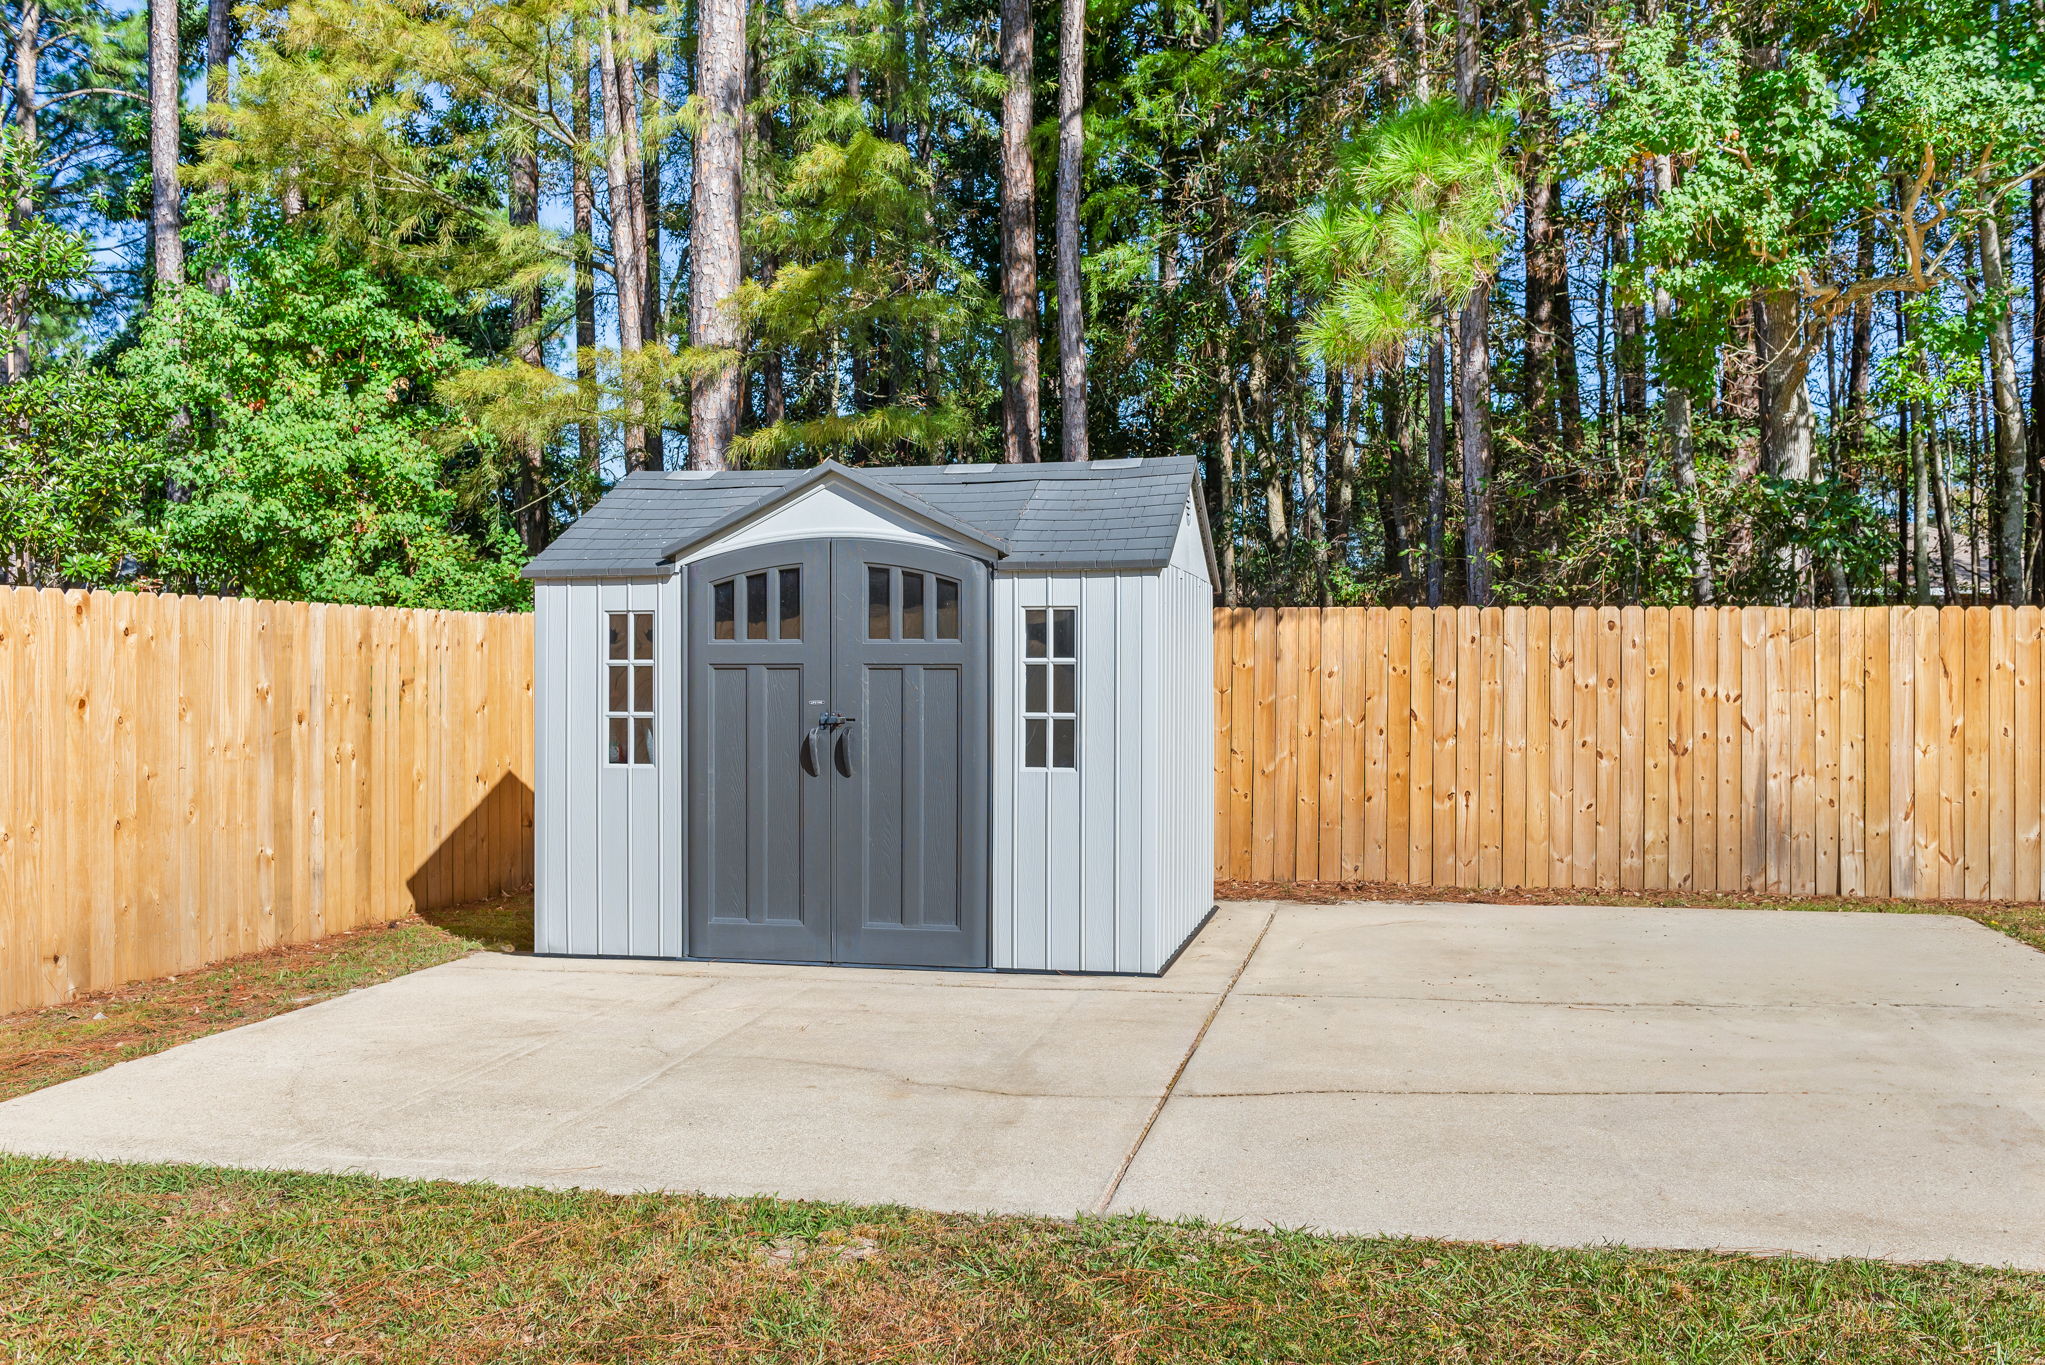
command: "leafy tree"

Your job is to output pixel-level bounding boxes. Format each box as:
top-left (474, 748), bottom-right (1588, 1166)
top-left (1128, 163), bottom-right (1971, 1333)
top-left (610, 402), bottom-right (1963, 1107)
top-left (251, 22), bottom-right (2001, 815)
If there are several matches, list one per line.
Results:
top-left (119, 212), bottom-right (529, 608)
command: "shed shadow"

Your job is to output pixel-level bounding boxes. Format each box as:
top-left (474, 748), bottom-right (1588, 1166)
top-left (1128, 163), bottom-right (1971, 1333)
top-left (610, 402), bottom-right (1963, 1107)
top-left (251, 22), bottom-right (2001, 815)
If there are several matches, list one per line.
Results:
top-left (406, 773), bottom-right (535, 954)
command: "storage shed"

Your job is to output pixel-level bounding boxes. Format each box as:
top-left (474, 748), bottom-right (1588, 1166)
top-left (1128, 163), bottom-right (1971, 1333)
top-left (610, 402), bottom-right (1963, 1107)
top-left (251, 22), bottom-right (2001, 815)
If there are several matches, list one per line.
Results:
top-left (523, 456), bottom-right (1217, 975)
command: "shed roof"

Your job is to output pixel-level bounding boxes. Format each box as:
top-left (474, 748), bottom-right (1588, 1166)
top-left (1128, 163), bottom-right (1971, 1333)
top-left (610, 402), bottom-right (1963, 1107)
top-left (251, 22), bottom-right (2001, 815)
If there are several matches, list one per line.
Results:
top-left (522, 456), bottom-right (1216, 581)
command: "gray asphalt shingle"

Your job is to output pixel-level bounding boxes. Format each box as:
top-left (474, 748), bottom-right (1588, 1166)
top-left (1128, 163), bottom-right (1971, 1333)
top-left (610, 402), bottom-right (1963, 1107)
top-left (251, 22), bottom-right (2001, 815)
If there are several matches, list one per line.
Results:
top-left (523, 457), bottom-right (1208, 579)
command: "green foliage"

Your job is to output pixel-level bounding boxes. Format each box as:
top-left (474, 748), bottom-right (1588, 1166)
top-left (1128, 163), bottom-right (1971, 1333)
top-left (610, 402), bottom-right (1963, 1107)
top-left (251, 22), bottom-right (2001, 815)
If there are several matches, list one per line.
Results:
top-left (0, 366), bottom-right (169, 586)
top-left (1292, 100), bottom-right (1518, 371)
top-left (115, 211), bottom-right (529, 609)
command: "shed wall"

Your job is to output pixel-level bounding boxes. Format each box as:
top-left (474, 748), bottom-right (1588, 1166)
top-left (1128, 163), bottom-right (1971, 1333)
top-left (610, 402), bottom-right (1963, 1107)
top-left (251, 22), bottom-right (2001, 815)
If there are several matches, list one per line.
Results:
top-left (533, 575), bottom-right (685, 957)
top-left (1153, 502), bottom-right (1217, 960)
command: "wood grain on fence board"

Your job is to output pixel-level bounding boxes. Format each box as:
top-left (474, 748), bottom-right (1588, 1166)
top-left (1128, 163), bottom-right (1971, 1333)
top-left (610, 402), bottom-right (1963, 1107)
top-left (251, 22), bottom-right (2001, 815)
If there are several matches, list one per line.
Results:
top-left (1210, 605), bottom-right (2043, 910)
top-left (0, 587), bottom-right (534, 1016)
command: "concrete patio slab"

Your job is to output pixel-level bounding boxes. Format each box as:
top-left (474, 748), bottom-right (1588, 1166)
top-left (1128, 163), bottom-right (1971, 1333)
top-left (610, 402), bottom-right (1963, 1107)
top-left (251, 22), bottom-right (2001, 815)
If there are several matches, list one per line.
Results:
top-left (2, 899), bottom-right (2041, 1267)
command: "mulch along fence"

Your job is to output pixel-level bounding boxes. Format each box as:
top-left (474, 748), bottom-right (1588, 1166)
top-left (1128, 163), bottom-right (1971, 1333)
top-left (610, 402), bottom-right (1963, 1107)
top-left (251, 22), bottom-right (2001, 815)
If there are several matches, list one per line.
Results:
top-left (5, 592), bottom-right (2044, 1014)
top-left (1216, 605), bottom-right (2045, 902)
top-left (0, 587), bottom-right (533, 1015)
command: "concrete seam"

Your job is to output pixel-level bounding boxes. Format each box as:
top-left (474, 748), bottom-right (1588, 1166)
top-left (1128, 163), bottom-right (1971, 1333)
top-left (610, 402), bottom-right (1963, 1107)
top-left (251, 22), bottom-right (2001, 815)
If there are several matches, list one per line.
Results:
top-left (1089, 906), bottom-right (1276, 1217)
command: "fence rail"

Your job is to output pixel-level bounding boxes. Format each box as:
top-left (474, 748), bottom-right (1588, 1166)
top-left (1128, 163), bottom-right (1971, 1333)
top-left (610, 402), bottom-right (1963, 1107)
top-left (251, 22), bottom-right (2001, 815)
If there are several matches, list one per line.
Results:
top-left (0, 587), bottom-right (534, 1016)
top-left (1214, 605), bottom-right (2045, 901)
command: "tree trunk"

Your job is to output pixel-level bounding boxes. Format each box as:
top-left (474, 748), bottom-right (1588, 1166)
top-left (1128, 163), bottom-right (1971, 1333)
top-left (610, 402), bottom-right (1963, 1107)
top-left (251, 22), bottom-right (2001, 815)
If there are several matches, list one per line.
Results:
top-left (1425, 328), bottom-right (1446, 606)
top-left (1553, 227), bottom-right (1584, 456)
top-left (1458, 281), bottom-right (1493, 603)
top-left (689, 0), bottom-right (746, 470)
top-left (1756, 289), bottom-right (1812, 480)
top-left (1843, 222), bottom-right (1874, 455)
top-left (148, 0), bottom-right (183, 293)
top-left (7, 0), bottom-right (39, 378)
top-left (1218, 362), bottom-right (1238, 604)
top-left (573, 31), bottom-right (599, 478)
top-left (510, 136), bottom-right (546, 552)
top-left (598, 9), bottom-right (648, 466)
top-left (1977, 206), bottom-right (2030, 602)
top-left (1385, 368), bottom-right (1414, 595)
top-left (641, 45), bottom-right (663, 467)
top-left (1652, 154), bottom-right (1712, 604)
top-left (997, 0), bottom-right (1040, 462)
top-left (1452, 0), bottom-right (1492, 604)
top-left (1929, 409), bottom-right (1960, 601)
top-left (1053, 0), bottom-right (1086, 461)
top-left (203, 0), bottom-right (234, 295)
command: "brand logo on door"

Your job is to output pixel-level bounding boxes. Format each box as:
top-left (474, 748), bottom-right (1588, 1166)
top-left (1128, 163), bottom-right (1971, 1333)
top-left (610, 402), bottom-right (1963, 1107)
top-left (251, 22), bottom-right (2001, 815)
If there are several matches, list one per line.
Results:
top-left (686, 538), bottom-right (989, 969)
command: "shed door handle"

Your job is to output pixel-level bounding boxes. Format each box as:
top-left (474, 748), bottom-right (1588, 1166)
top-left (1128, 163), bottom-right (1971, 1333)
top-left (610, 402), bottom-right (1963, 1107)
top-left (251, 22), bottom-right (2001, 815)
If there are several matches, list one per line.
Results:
top-left (833, 723), bottom-right (856, 778)
top-left (800, 726), bottom-right (822, 777)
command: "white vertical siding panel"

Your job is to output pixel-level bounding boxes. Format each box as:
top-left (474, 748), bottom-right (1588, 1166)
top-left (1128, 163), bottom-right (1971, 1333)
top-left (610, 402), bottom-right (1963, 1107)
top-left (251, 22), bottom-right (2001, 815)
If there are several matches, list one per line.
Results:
top-left (1045, 578), bottom-right (1084, 969)
top-left (593, 580), bottom-right (634, 954)
top-left (533, 584), bottom-right (569, 954)
top-left (990, 574), bottom-right (1019, 968)
top-left (1129, 571), bottom-right (1163, 973)
top-left (1079, 574), bottom-right (1118, 972)
top-left (659, 571), bottom-right (687, 958)
top-left (626, 579), bottom-right (662, 956)
top-left (562, 581), bottom-right (604, 954)
top-left (1009, 576), bottom-right (1052, 968)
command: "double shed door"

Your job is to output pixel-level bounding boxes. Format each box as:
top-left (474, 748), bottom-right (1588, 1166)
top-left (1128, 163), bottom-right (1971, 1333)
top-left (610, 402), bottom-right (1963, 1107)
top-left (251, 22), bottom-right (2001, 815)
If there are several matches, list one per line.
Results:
top-left (685, 538), bottom-right (989, 968)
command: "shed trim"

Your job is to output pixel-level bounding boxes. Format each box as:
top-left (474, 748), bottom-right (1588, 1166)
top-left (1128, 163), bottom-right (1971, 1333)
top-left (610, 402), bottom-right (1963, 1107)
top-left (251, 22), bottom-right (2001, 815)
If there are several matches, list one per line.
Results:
top-left (651, 461), bottom-right (1010, 566)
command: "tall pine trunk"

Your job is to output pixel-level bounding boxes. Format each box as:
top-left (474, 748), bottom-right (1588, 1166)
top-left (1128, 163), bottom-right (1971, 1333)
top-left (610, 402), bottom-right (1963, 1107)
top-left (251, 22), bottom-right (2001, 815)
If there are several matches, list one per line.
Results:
top-left (573, 32), bottom-right (600, 478)
top-left (148, 0), bottom-right (183, 292)
top-left (7, 0), bottom-right (39, 379)
top-left (690, 0), bottom-right (746, 469)
top-left (1977, 204), bottom-right (2030, 602)
top-left (510, 134), bottom-right (546, 552)
top-left (1425, 326), bottom-right (1446, 606)
top-left (202, 0), bottom-right (236, 295)
top-left (1453, 0), bottom-right (1493, 603)
top-left (642, 46), bottom-right (664, 467)
top-left (997, 0), bottom-right (1040, 462)
top-left (1054, 0), bottom-right (1086, 461)
top-left (598, 8), bottom-right (649, 466)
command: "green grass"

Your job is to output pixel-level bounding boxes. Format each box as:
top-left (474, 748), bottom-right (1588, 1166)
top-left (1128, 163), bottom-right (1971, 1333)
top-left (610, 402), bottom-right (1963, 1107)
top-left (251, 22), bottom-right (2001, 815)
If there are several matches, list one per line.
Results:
top-left (0, 1156), bottom-right (2038, 1363)
top-left (2, 887), bottom-right (2041, 1360)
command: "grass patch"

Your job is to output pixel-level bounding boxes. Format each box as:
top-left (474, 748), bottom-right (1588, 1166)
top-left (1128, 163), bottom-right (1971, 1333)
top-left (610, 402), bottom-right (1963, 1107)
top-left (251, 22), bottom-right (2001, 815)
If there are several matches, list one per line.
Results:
top-left (1219, 880), bottom-right (2045, 954)
top-left (0, 892), bottom-right (531, 1104)
top-left (0, 1156), bottom-right (2037, 1364)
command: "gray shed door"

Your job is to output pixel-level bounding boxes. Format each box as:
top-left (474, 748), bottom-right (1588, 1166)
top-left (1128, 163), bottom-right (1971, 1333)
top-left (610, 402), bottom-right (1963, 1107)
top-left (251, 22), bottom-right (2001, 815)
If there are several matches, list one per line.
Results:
top-left (685, 537), bottom-right (989, 968)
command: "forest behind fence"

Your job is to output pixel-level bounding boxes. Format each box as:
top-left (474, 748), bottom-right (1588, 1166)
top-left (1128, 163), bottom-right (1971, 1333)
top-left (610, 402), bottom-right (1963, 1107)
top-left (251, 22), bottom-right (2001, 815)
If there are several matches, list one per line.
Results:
top-left (0, 587), bottom-right (534, 1016)
top-left (1215, 605), bottom-right (2045, 902)
top-left (7, 592), bottom-right (2045, 1016)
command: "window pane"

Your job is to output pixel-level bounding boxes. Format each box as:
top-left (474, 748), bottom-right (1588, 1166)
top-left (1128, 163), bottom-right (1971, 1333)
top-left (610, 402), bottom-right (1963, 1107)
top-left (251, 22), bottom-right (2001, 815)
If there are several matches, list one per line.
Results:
top-left (1024, 609), bottom-right (1047, 658)
top-left (713, 580), bottom-right (735, 640)
top-left (608, 664), bottom-right (629, 713)
top-left (746, 573), bottom-right (769, 640)
top-left (1025, 717), bottom-right (1047, 768)
top-left (608, 613), bottom-right (628, 659)
top-left (778, 567), bottom-right (802, 640)
top-left (901, 573), bottom-right (925, 640)
top-left (935, 577), bottom-right (959, 639)
top-left (633, 717), bottom-right (655, 765)
top-left (1025, 663), bottom-right (1047, 713)
top-left (634, 664), bottom-right (654, 713)
top-left (1053, 663), bottom-right (1075, 714)
top-left (633, 612), bottom-right (654, 660)
top-left (1052, 718), bottom-right (1076, 769)
top-left (607, 717), bottom-right (629, 765)
top-left (1052, 609), bottom-right (1075, 660)
top-left (868, 566), bottom-right (892, 639)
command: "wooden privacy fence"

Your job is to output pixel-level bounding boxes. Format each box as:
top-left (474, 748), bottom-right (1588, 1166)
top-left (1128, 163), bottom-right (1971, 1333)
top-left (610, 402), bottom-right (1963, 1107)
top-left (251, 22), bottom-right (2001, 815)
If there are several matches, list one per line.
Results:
top-left (0, 587), bottom-right (534, 1016)
top-left (1214, 605), bottom-right (2045, 902)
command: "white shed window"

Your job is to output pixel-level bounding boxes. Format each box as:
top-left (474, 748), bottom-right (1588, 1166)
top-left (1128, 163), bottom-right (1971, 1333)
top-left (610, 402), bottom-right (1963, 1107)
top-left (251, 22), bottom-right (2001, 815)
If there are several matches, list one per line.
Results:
top-left (1022, 607), bottom-right (1076, 769)
top-left (606, 611), bottom-right (655, 765)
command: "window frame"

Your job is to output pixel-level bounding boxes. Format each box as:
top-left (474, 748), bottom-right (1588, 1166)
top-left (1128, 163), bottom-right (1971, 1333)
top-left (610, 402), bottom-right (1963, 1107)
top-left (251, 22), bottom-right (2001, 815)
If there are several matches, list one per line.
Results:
top-left (1020, 606), bottom-right (1077, 771)
top-left (604, 610), bottom-right (657, 767)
